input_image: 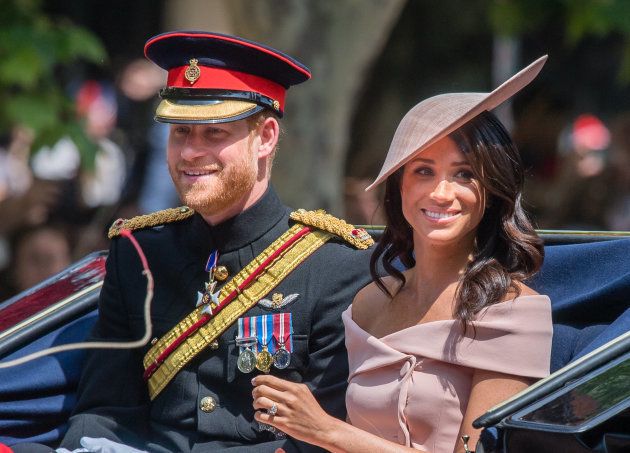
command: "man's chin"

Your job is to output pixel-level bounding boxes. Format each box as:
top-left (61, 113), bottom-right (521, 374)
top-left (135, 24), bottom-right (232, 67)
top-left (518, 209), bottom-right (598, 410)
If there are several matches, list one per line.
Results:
top-left (180, 192), bottom-right (237, 217)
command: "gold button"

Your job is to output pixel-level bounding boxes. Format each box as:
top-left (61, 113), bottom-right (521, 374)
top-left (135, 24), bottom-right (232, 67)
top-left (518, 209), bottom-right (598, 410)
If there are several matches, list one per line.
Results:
top-left (213, 265), bottom-right (229, 281)
top-left (209, 339), bottom-right (219, 350)
top-left (200, 396), bottom-right (216, 413)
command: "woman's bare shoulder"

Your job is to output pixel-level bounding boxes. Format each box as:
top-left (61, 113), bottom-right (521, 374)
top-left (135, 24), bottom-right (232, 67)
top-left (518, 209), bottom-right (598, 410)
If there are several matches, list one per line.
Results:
top-left (351, 276), bottom-right (399, 328)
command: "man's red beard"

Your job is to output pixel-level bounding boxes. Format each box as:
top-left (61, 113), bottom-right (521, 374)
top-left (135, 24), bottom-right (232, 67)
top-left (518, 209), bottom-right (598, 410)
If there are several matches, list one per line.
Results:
top-left (170, 150), bottom-right (258, 218)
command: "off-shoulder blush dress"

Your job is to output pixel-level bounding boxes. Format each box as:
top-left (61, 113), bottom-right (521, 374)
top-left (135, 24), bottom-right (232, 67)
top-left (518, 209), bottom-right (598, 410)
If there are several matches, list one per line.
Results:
top-left (343, 295), bottom-right (552, 452)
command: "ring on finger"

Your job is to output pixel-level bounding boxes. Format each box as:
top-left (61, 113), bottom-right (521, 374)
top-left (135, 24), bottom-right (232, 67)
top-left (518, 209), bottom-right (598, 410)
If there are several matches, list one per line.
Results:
top-left (268, 402), bottom-right (278, 416)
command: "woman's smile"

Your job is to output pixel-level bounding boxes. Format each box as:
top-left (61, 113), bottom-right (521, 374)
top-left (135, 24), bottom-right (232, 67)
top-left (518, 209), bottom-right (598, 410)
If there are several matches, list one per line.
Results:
top-left (421, 208), bottom-right (462, 224)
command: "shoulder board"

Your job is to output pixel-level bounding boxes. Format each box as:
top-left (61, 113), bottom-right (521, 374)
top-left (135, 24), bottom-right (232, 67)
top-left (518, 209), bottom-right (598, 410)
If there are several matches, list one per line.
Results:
top-left (108, 206), bottom-right (195, 239)
top-left (289, 209), bottom-right (374, 250)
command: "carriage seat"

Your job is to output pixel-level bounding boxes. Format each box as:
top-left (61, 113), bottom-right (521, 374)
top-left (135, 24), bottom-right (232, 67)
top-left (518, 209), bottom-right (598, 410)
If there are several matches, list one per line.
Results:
top-left (1, 235), bottom-right (629, 447)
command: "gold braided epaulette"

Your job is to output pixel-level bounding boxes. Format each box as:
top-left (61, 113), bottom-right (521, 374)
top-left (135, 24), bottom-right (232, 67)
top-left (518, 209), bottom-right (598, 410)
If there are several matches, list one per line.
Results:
top-left (108, 206), bottom-right (195, 239)
top-left (289, 209), bottom-right (374, 250)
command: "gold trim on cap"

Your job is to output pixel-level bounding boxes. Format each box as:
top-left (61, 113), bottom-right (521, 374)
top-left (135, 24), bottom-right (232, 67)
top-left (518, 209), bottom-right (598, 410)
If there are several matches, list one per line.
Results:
top-left (155, 99), bottom-right (258, 122)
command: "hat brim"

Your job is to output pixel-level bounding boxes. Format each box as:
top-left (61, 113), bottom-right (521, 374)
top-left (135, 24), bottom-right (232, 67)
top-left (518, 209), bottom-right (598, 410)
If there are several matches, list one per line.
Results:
top-left (155, 99), bottom-right (264, 124)
top-left (366, 55), bottom-right (548, 191)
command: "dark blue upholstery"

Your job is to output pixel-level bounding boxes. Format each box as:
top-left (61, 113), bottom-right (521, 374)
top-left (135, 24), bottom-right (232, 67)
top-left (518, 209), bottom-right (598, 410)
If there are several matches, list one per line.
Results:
top-left (530, 239), bottom-right (630, 371)
top-left (1, 239), bottom-right (629, 447)
top-left (0, 312), bottom-right (97, 446)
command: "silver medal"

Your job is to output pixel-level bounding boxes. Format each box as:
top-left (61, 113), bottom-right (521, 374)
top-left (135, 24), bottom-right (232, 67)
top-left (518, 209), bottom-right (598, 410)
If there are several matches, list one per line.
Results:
top-left (236, 336), bottom-right (257, 374)
top-left (273, 343), bottom-right (291, 369)
top-left (237, 348), bottom-right (256, 373)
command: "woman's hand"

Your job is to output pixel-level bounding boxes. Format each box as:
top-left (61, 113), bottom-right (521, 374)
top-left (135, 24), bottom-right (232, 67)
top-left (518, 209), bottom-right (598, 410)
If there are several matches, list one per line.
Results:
top-left (251, 374), bottom-right (340, 448)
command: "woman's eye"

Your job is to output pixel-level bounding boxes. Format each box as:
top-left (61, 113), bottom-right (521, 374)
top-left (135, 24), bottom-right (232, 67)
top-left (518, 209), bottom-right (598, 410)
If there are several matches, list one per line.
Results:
top-left (414, 167), bottom-right (433, 176)
top-left (455, 170), bottom-right (474, 180)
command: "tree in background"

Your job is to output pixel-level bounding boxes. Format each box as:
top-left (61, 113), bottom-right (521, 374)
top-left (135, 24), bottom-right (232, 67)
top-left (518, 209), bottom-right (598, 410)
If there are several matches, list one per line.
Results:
top-left (223, 0), bottom-right (407, 216)
top-left (490, 0), bottom-right (630, 82)
top-left (0, 0), bottom-right (106, 169)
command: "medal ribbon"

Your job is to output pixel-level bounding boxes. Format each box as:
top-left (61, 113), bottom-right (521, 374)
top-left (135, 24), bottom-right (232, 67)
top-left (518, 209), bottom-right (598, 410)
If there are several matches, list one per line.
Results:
top-left (143, 224), bottom-right (332, 399)
top-left (274, 313), bottom-right (293, 352)
top-left (237, 313), bottom-right (293, 354)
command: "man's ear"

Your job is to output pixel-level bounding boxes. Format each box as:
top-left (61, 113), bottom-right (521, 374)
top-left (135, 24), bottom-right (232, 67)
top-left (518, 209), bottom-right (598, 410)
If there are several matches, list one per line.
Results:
top-left (257, 116), bottom-right (279, 158)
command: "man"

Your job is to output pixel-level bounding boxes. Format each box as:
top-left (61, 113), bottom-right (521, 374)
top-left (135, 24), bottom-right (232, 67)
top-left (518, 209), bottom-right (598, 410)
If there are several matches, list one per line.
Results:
top-left (58, 31), bottom-right (374, 452)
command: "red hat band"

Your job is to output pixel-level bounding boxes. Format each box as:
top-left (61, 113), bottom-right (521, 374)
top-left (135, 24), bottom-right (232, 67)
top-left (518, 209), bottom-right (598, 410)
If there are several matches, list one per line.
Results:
top-left (167, 65), bottom-right (286, 111)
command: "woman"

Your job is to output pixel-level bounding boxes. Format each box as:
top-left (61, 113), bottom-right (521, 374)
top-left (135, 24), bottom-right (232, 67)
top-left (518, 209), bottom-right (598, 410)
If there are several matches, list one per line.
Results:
top-left (252, 56), bottom-right (553, 453)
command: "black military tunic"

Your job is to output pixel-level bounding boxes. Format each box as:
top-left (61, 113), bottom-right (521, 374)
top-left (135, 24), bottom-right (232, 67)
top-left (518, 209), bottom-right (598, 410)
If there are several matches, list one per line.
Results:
top-left (61, 187), bottom-right (373, 452)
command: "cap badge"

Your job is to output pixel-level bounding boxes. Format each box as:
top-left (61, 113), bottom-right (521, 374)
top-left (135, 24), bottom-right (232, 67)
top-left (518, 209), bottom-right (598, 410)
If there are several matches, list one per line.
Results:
top-left (272, 100), bottom-right (280, 111)
top-left (184, 58), bottom-right (201, 85)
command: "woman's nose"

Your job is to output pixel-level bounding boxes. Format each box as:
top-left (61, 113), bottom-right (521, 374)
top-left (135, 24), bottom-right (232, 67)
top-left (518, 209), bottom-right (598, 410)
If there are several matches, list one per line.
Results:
top-left (430, 179), bottom-right (455, 202)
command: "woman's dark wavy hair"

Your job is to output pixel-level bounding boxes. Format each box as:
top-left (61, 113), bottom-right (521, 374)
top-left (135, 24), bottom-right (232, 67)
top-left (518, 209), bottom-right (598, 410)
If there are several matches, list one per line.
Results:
top-left (369, 110), bottom-right (544, 327)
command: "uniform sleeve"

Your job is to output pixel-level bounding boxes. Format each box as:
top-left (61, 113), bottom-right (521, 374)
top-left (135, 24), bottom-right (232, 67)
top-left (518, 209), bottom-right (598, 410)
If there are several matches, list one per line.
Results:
top-left (302, 245), bottom-right (373, 419)
top-left (60, 238), bottom-right (151, 450)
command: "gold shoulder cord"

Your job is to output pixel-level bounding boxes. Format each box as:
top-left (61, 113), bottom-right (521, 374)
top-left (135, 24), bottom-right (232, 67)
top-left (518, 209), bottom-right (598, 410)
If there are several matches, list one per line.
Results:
top-left (108, 206), bottom-right (195, 239)
top-left (289, 209), bottom-right (374, 249)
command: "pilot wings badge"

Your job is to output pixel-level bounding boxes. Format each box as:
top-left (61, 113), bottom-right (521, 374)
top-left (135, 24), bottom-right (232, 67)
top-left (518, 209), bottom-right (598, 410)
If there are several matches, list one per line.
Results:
top-left (258, 293), bottom-right (299, 310)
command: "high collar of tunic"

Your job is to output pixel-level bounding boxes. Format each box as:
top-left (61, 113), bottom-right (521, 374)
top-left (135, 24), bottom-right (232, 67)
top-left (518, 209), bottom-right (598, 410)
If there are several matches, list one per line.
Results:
top-left (188, 186), bottom-right (288, 252)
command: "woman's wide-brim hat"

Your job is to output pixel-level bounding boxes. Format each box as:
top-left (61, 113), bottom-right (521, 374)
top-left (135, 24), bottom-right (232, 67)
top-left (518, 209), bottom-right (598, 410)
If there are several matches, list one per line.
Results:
top-left (366, 55), bottom-right (548, 190)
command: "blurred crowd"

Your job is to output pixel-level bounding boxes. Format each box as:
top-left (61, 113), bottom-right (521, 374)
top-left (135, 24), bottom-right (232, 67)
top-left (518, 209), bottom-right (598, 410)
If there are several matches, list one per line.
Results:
top-left (0, 59), bottom-right (179, 300)
top-left (1, 61), bottom-right (630, 301)
top-left (527, 112), bottom-right (630, 231)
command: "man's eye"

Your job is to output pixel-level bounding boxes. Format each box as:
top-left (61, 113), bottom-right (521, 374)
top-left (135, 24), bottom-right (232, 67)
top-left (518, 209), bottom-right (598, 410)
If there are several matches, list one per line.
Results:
top-left (206, 128), bottom-right (227, 136)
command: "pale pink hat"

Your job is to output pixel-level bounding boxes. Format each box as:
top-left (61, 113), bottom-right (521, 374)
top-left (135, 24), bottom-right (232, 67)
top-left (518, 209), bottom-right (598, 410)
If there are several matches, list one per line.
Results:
top-left (366, 55), bottom-right (548, 191)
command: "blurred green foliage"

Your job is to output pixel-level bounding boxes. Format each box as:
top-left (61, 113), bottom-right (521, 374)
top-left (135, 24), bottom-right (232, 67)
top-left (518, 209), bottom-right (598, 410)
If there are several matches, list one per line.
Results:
top-left (490, 0), bottom-right (630, 83)
top-left (0, 0), bottom-right (107, 169)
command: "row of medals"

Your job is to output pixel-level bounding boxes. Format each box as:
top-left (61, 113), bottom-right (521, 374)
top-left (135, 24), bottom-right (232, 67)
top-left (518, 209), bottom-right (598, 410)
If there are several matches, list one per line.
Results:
top-left (236, 336), bottom-right (291, 374)
top-left (201, 254), bottom-right (291, 374)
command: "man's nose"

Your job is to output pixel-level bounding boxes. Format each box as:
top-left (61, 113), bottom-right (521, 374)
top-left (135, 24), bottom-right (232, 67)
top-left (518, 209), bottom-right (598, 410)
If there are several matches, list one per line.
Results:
top-left (179, 132), bottom-right (207, 160)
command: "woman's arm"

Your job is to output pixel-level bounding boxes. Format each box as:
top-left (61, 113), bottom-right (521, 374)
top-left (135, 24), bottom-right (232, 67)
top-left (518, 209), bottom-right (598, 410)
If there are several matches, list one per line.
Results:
top-left (454, 369), bottom-right (532, 453)
top-left (252, 375), bottom-right (419, 453)
top-left (253, 370), bottom-right (534, 453)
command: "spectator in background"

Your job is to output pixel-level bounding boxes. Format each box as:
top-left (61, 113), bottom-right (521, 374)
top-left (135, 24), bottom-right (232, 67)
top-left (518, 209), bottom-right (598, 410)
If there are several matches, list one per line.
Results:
top-left (31, 80), bottom-right (128, 217)
top-left (116, 58), bottom-right (179, 214)
top-left (29, 79), bottom-right (129, 257)
top-left (606, 113), bottom-right (630, 230)
top-left (0, 127), bottom-right (63, 276)
top-left (547, 114), bottom-right (613, 230)
top-left (0, 224), bottom-right (72, 300)
top-left (0, 127), bottom-right (63, 237)
top-left (0, 127), bottom-right (33, 203)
